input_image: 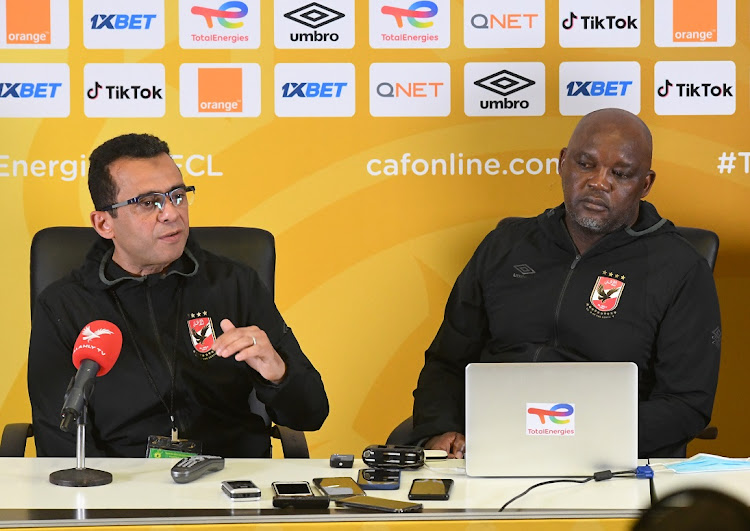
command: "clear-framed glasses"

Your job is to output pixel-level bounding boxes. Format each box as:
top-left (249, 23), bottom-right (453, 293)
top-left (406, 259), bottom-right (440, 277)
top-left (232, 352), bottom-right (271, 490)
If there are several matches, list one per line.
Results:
top-left (102, 185), bottom-right (196, 213)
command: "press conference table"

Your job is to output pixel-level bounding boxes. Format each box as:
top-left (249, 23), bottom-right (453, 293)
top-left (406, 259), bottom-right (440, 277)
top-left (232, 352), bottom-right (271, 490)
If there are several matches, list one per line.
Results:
top-left (0, 457), bottom-right (652, 530)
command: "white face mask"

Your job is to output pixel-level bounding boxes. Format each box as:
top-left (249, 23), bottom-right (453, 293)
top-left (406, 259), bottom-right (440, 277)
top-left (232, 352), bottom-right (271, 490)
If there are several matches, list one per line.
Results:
top-left (662, 453), bottom-right (750, 474)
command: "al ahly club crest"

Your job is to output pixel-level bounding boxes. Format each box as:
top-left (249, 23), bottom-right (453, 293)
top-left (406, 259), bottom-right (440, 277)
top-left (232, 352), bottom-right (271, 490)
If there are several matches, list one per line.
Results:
top-left (590, 273), bottom-right (625, 312)
top-left (187, 312), bottom-right (216, 358)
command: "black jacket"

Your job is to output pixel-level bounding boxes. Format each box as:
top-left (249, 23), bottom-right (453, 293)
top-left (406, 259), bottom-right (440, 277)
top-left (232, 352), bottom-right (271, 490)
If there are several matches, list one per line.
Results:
top-left (28, 236), bottom-right (328, 457)
top-left (412, 202), bottom-right (721, 457)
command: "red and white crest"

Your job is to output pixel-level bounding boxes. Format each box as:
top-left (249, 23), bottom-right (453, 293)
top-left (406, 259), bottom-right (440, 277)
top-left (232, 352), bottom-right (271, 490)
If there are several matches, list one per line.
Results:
top-left (187, 316), bottom-right (215, 354)
top-left (590, 276), bottom-right (625, 312)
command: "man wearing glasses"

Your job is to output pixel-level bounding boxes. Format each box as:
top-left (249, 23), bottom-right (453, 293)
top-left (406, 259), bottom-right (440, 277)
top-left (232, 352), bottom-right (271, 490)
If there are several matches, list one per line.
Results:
top-left (28, 133), bottom-right (329, 457)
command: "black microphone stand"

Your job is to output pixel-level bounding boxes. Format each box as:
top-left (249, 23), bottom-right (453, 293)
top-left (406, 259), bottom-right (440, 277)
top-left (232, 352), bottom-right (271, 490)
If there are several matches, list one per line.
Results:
top-left (49, 406), bottom-right (112, 487)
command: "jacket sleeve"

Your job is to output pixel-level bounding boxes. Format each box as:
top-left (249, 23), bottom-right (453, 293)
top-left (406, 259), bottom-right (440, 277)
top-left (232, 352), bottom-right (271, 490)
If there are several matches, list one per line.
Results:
top-left (411, 240), bottom-right (490, 442)
top-left (28, 295), bottom-right (104, 457)
top-left (639, 259), bottom-right (721, 457)
top-left (243, 272), bottom-right (329, 432)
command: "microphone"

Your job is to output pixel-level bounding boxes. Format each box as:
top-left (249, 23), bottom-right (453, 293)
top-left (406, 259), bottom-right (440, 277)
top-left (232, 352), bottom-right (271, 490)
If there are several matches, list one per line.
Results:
top-left (59, 320), bottom-right (122, 432)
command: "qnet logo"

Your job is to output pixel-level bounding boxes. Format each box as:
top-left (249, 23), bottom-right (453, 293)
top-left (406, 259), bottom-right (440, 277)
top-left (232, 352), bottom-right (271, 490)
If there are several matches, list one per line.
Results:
top-left (179, 63), bottom-right (261, 117)
top-left (655, 61), bottom-right (735, 116)
top-left (83, 0), bottom-right (164, 50)
top-left (274, 63), bottom-right (355, 117)
top-left (654, 0), bottom-right (735, 47)
top-left (559, 0), bottom-right (639, 48)
top-left (84, 63), bottom-right (165, 118)
top-left (464, 0), bottom-right (544, 49)
top-left (559, 62), bottom-right (640, 116)
top-left (179, 0), bottom-right (259, 49)
top-left (370, 62), bottom-right (450, 117)
top-left (0, 63), bottom-right (69, 117)
top-left (275, 0), bottom-right (354, 49)
top-left (370, 0), bottom-right (449, 49)
top-left (465, 62), bottom-right (545, 117)
top-left (526, 403), bottom-right (575, 436)
top-left (0, 0), bottom-right (70, 49)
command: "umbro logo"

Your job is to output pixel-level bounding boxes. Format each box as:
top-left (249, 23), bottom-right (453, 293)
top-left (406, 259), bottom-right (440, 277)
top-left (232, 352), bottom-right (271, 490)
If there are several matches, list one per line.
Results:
top-left (474, 70), bottom-right (535, 97)
top-left (284, 2), bottom-right (345, 29)
top-left (513, 264), bottom-right (536, 278)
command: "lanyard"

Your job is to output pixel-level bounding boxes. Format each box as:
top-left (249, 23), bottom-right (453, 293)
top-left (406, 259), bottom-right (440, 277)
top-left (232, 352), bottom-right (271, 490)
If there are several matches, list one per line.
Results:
top-left (111, 277), bottom-right (184, 440)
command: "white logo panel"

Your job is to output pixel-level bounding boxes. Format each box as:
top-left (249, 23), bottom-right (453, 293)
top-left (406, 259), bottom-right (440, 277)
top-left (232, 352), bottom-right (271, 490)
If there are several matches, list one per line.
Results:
top-left (655, 61), bottom-right (735, 116)
top-left (275, 0), bottom-right (354, 49)
top-left (465, 62), bottom-right (545, 117)
top-left (179, 0), bottom-right (260, 49)
top-left (179, 63), bottom-right (261, 117)
top-left (559, 0), bottom-right (639, 48)
top-left (559, 62), bottom-right (640, 116)
top-left (0, 0), bottom-right (70, 49)
top-left (654, 0), bottom-right (735, 47)
top-left (464, 0), bottom-right (544, 49)
top-left (275, 63), bottom-right (355, 117)
top-left (0, 63), bottom-right (69, 117)
top-left (84, 63), bottom-right (165, 118)
top-left (369, 0), bottom-right (450, 49)
top-left (370, 63), bottom-right (450, 117)
top-left (83, 0), bottom-right (164, 49)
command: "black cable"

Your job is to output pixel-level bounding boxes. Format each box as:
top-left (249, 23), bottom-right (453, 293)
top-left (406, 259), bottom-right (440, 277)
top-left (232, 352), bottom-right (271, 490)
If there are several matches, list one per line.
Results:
top-left (498, 469), bottom-right (637, 512)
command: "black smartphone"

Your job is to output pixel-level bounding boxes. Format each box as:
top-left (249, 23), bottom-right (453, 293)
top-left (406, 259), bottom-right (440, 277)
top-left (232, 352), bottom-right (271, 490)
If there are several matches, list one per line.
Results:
top-left (271, 481), bottom-right (313, 497)
top-left (356, 468), bottom-right (401, 490)
top-left (312, 476), bottom-right (366, 498)
top-left (408, 478), bottom-right (453, 500)
top-left (336, 494), bottom-right (422, 513)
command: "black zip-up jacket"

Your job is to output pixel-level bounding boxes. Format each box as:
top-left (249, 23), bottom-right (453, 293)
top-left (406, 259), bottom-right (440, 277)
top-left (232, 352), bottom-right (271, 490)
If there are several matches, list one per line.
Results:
top-left (28, 236), bottom-right (328, 457)
top-left (412, 202), bottom-right (721, 457)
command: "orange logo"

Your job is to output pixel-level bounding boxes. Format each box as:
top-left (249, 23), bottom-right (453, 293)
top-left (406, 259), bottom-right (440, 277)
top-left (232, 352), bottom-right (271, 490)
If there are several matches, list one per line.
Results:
top-left (198, 68), bottom-right (243, 113)
top-left (5, 0), bottom-right (51, 45)
top-left (673, 0), bottom-right (717, 42)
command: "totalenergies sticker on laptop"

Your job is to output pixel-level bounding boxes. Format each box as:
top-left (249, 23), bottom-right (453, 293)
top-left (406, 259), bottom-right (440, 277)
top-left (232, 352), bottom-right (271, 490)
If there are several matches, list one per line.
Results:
top-left (526, 403), bottom-right (575, 436)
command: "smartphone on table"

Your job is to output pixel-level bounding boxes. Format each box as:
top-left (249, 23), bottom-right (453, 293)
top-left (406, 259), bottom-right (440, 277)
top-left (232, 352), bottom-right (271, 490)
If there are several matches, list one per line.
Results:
top-left (356, 468), bottom-right (401, 490)
top-left (272, 481), bottom-right (330, 509)
top-left (336, 494), bottom-right (422, 513)
top-left (221, 480), bottom-right (261, 500)
top-left (408, 478), bottom-right (454, 500)
top-left (312, 476), bottom-right (365, 499)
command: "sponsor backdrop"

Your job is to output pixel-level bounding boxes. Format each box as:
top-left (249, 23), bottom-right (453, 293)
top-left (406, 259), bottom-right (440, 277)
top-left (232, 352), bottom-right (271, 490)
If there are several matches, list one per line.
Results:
top-left (0, 0), bottom-right (748, 457)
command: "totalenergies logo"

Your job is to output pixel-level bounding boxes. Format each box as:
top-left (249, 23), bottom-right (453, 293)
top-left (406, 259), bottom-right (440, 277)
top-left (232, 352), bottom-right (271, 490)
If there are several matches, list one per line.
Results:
top-left (527, 403), bottom-right (574, 424)
top-left (191, 1), bottom-right (248, 29)
top-left (381, 1), bottom-right (438, 28)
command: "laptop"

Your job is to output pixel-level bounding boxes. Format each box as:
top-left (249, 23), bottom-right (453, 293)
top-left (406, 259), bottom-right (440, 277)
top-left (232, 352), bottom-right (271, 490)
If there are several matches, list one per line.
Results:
top-left (465, 362), bottom-right (637, 477)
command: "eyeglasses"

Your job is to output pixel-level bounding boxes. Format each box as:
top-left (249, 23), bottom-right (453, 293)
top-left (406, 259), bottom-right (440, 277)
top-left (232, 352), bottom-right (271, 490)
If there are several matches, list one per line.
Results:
top-left (102, 185), bottom-right (196, 213)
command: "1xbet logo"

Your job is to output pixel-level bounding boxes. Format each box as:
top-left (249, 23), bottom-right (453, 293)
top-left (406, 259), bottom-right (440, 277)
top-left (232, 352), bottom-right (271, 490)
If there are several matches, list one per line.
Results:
top-left (89, 14), bottom-right (157, 30)
top-left (192, 1), bottom-right (248, 28)
top-left (0, 82), bottom-right (62, 98)
top-left (281, 82), bottom-right (347, 97)
top-left (565, 80), bottom-right (633, 96)
top-left (382, 1), bottom-right (438, 28)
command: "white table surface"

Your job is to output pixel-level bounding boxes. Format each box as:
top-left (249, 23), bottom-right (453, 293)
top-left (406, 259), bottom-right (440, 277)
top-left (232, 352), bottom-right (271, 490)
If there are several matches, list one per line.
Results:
top-left (650, 458), bottom-right (750, 504)
top-left (0, 457), bottom-right (652, 527)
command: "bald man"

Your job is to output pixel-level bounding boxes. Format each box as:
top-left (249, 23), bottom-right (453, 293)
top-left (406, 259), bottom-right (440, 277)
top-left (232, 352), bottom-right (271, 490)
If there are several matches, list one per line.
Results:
top-left (411, 108), bottom-right (721, 458)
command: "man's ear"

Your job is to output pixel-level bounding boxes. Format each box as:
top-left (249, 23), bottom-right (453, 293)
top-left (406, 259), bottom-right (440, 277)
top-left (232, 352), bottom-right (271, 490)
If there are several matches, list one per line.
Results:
top-left (640, 170), bottom-right (656, 199)
top-left (90, 210), bottom-right (114, 240)
top-left (558, 148), bottom-right (568, 174)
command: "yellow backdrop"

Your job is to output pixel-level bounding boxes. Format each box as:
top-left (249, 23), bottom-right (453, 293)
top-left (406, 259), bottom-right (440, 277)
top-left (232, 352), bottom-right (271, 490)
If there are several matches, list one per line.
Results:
top-left (0, 1), bottom-right (748, 458)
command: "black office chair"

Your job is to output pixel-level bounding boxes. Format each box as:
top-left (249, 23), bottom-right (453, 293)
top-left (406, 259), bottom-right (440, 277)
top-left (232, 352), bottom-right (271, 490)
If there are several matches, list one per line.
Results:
top-left (0, 226), bottom-right (309, 458)
top-left (386, 224), bottom-right (721, 446)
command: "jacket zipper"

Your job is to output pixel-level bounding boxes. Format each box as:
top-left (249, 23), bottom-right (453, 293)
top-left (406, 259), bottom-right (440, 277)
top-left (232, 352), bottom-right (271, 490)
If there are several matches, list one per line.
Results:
top-left (534, 253), bottom-right (581, 360)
